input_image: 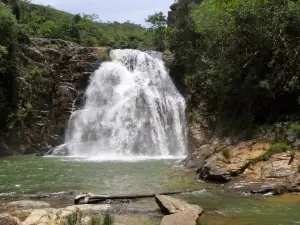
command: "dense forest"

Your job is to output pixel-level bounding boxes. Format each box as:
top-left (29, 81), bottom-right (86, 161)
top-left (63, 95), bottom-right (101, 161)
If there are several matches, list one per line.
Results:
top-left (2, 0), bottom-right (300, 139)
top-left (162, 0), bottom-right (300, 136)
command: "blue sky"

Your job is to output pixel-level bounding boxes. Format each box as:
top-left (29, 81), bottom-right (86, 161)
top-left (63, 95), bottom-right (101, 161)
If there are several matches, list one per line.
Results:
top-left (31, 0), bottom-right (174, 26)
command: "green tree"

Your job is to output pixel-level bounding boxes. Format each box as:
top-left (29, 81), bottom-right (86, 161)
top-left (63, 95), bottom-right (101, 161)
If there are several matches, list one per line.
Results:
top-left (169, 0), bottom-right (300, 135)
top-left (146, 12), bottom-right (167, 51)
top-left (1, 0), bottom-right (20, 20)
top-left (0, 3), bottom-right (18, 125)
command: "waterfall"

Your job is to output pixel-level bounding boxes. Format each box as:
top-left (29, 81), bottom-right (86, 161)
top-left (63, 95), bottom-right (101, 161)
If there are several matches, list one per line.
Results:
top-left (51, 49), bottom-right (187, 160)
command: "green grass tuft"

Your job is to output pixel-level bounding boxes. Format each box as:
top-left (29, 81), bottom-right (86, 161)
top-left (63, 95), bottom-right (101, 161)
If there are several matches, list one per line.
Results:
top-left (102, 213), bottom-right (114, 225)
top-left (222, 148), bottom-right (231, 160)
top-left (261, 142), bottom-right (291, 161)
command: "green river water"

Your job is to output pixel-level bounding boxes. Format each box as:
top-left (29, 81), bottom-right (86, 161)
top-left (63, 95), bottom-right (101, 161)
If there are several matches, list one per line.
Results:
top-left (0, 156), bottom-right (300, 225)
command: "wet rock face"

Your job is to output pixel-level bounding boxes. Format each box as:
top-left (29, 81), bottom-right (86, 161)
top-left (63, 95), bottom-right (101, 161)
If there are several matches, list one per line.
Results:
top-left (2, 38), bottom-right (109, 155)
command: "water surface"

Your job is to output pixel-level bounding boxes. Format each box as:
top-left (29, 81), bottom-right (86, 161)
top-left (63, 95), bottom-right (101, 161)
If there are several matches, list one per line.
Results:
top-left (0, 156), bottom-right (300, 225)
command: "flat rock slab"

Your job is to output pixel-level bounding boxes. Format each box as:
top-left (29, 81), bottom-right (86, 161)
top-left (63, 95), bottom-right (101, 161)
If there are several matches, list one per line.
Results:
top-left (161, 212), bottom-right (196, 225)
top-left (155, 195), bottom-right (203, 218)
top-left (6, 201), bottom-right (50, 209)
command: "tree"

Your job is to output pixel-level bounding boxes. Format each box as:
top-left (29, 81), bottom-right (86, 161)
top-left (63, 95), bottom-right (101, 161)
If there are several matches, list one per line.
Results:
top-left (1, 0), bottom-right (20, 20)
top-left (146, 12), bottom-right (167, 51)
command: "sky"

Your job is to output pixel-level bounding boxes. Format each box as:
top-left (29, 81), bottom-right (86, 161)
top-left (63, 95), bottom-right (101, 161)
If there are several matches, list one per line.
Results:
top-left (31, 0), bottom-right (174, 26)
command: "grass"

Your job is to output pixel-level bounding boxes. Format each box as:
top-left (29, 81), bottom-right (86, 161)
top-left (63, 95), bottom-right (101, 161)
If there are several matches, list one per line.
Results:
top-left (261, 142), bottom-right (291, 161)
top-left (196, 219), bottom-right (208, 225)
top-left (102, 213), bottom-right (114, 225)
top-left (222, 148), bottom-right (232, 160)
top-left (63, 210), bottom-right (114, 225)
top-left (64, 209), bottom-right (82, 225)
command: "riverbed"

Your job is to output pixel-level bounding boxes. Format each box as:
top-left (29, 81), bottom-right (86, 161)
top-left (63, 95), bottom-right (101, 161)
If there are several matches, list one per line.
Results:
top-left (0, 156), bottom-right (300, 225)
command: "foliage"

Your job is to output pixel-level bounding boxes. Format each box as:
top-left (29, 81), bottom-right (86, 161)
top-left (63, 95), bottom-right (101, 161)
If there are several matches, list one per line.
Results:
top-left (168, 0), bottom-right (300, 134)
top-left (196, 219), bottom-right (208, 225)
top-left (63, 209), bottom-right (113, 225)
top-left (286, 122), bottom-right (300, 141)
top-left (102, 213), bottom-right (114, 225)
top-left (0, 2), bottom-right (19, 126)
top-left (19, 1), bottom-right (154, 49)
top-left (261, 142), bottom-right (291, 161)
top-left (64, 209), bottom-right (83, 225)
top-left (146, 12), bottom-right (167, 51)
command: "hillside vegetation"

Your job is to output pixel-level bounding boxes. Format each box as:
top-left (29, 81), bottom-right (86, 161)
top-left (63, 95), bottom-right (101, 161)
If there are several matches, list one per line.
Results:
top-left (19, 1), bottom-right (153, 49)
top-left (0, 0), bottom-right (154, 132)
top-left (163, 0), bottom-right (300, 136)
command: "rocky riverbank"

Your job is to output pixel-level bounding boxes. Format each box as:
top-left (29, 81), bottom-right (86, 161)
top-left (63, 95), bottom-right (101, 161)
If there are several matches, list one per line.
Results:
top-left (0, 195), bottom-right (204, 225)
top-left (184, 124), bottom-right (300, 195)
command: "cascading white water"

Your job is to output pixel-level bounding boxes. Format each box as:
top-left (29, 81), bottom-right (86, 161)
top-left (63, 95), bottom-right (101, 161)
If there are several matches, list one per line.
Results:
top-left (52, 49), bottom-right (187, 160)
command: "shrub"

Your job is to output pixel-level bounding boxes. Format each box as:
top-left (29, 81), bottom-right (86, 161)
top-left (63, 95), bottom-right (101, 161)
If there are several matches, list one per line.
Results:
top-left (65, 209), bottom-right (82, 225)
top-left (102, 213), bottom-right (114, 225)
top-left (222, 148), bottom-right (231, 160)
top-left (63, 210), bottom-right (113, 225)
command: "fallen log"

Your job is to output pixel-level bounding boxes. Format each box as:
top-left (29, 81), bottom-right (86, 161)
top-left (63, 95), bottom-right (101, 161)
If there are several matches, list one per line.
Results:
top-left (75, 191), bottom-right (189, 205)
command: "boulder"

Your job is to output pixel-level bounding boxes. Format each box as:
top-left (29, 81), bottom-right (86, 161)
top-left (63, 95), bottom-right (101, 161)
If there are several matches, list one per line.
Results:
top-left (197, 141), bottom-right (270, 182)
top-left (0, 214), bottom-right (22, 225)
top-left (224, 152), bottom-right (300, 194)
top-left (160, 212), bottom-right (196, 225)
top-left (155, 195), bottom-right (203, 218)
top-left (6, 200), bottom-right (50, 209)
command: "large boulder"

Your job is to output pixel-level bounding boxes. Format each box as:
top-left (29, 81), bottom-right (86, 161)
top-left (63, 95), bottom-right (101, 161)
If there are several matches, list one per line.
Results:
top-left (197, 141), bottom-right (270, 182)
top-left (224, 152), bottom-right (300, 194)
top-left (0, 214), bottom-right (22, 225)
top-left (155, 195), bottom-right (203, 218)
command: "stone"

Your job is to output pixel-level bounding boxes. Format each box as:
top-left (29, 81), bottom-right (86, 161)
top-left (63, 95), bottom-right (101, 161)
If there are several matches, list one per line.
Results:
top-left (224, 152), bottom-right (300, 194)
top-left (6, 200), bottom-right (50, 209)
top-left (155, 195), bottom-right (203, 218)
top-left (197, 141), bottom-right (270, 182)
top-left (0, 214), bottom-right (22, 225)
top-left (160, 212), bottom-right (196, 225)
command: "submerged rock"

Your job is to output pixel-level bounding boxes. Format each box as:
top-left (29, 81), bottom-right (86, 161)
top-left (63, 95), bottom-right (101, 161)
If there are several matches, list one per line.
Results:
top-left (6, 200), bottom-right (50, 209)
top-left (155, 195), bottom-right (203, 218)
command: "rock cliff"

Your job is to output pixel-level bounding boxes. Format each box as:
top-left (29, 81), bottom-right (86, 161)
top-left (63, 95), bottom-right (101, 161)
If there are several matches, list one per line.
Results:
top-left (0, 38), bottom-right (109, 156)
